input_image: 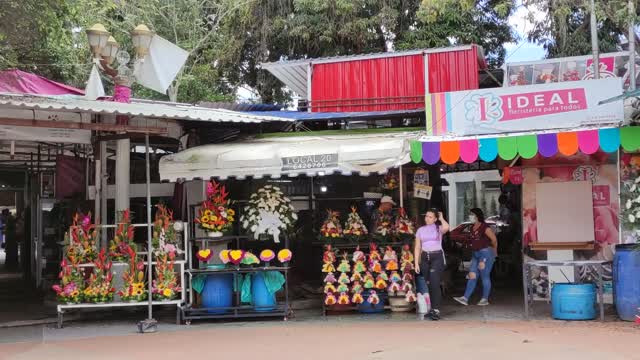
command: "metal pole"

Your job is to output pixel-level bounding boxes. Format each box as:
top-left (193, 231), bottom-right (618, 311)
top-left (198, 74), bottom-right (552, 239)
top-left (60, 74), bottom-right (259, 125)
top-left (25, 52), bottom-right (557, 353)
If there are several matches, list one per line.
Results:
top-left (590, 0), bottom-right (600, 79)
top-left (145, 133), bottom-right (153, 321)
top-left (629, 0), bottom-right (636, 90)
top-left (399, 165), bottom-right (404, 209)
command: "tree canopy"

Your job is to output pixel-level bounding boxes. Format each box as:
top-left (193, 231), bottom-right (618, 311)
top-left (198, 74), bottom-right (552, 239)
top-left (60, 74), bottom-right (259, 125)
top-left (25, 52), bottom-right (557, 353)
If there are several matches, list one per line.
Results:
top-left (1, 0), bottom-right (637, 105)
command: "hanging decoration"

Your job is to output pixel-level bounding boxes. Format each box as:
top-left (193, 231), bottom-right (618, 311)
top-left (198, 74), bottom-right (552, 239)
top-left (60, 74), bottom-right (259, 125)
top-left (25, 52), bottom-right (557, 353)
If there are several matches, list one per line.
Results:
top-left (412, 126), bottom-right (640, 166)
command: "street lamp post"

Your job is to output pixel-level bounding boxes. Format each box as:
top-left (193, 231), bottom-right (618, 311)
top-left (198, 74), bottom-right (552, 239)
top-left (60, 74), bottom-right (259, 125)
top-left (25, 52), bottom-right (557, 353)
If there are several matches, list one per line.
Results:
top-left (85, 23), bottom-right (157, 333)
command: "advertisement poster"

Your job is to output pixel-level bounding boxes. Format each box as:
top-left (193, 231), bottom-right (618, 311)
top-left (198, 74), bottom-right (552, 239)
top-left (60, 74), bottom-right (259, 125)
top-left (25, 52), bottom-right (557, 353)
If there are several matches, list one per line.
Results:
top-left (521, 152), bottom-right (619, 300)
top-left (425, 78), bottom-right (623, 136)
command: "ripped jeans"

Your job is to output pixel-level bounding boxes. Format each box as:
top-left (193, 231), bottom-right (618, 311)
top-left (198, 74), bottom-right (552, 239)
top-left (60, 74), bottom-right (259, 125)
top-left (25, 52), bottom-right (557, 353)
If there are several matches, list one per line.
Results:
top-left (419, 250), bottom-right (445, 310)
top-left (463, 247), bottom-right (496, 300)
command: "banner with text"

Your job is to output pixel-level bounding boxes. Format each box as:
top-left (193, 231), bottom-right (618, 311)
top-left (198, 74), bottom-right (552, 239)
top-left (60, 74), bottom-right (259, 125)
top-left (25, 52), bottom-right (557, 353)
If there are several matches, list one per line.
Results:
top-left (425, 77), bottom-right (623, 136)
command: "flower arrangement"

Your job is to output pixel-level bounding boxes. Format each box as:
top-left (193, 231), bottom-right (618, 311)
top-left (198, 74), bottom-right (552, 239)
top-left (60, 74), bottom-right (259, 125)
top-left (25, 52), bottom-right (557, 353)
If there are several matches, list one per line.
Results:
top-left (109, 209), bottom-right (135, 262)
top-left (343, 207), bottom-right (368, 242)
top-left (621, 173), bottom-right (640, 240)
top-left (319, 209), bottom-right (343, 242)
top-left (118, 245), bottom-right (147, 302)
top-left (64, 212), bottom-right (98, 264)
top-left (394, 208), bottom-right (416, 243)
top-left (380, 172), bottom-right (399, 192)
top-left (219, 249), bottom-right (230, 264)
top-left (52, 258), bottom-right (84, 304)
top-left (152, 252), bottom-right (181, 301)
top-left (196, 249), bottom-right (214, 263)
top-left (260, 249), bottom-right (275, 264)
top-left (83, 249), bottom-right (115, 303)
top-left (240, 185), bottom-right (297, 243)
top-left (228, 249), bottom-right (246, 265)
top-left (372, 210), bottom-right (394, 240)
top-left (241, 252), bottom-right (260, 266)
top-left (152, 204), bottom-right (180, 257)
top-left (277, 249), bottom-right (292, 263)
top-left (195, 180), bottom-right (235, 236)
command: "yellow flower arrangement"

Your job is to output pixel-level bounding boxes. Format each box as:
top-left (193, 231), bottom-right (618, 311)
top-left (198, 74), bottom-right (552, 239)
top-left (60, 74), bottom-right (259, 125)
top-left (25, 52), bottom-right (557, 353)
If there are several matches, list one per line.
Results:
top-left (163, 288), bottom-right (173, 297)
top-left (195, 180), bottom-right (234, 234)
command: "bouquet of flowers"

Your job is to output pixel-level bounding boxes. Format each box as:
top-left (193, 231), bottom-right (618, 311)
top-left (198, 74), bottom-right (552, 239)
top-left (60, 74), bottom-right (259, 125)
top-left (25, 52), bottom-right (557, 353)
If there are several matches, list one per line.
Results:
top-left (152, 252), bottom-right (181, 301)
top-left (373, 210), bottom-right (394, 241)
top-left (343, 207), bottom-right (368, 242)
top-left (52, 258), bottom-right (84, 304)
top-left (319, 209), bottom-right (343, 242)
top-left (64, 212), bottom-right (98, 264)
top-left (621, 173), bottom-right (640, 238)
top-left (240, 185), bottom-right (297, 243)
top-left (394, 208), bottom-right (416, 243)
top-left (380, 172), bottom-right (399, 192)
top-left (195, 180), bottom-right (235, 236)
top-left (109, 209), bottom-right (135, 262)
top-left (83, 249), bottom-right (115, 303)
top-left (152, 204), bottom-right (180, 257)
top-left (118, 245), bottom-right (147, 302)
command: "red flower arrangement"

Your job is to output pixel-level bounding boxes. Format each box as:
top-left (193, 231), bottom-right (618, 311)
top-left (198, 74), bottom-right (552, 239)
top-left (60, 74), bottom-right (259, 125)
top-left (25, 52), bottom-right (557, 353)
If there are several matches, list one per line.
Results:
top-left (109, 209), bottom-right (135, 262)
top-left (83, 249), bottom-right (115, 303)
top-left (152, 251), bottom-right (181, 301)
top-left (195, 180), bottom-right (234, 235)
top-left (64, 212), bottom-right (98, 264)
top-left (118, 245), bottom-right (147, 302)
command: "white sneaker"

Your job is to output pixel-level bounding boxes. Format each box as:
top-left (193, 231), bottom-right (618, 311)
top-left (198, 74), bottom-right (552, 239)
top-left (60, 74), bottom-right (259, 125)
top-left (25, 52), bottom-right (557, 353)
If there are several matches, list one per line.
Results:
top-left (453, 296), bottom-right (468, 306)
top-left (477, 299), bottom-right (490, 306)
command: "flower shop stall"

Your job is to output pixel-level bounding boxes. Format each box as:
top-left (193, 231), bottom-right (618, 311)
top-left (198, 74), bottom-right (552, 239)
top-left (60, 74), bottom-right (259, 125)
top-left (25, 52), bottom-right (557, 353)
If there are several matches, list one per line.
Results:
top-left (54, 206), bottom-right (189, 328)
top-left (180, 182), bottom-right (295, 322)
top-left (414, 74), bottom-right (640, 321)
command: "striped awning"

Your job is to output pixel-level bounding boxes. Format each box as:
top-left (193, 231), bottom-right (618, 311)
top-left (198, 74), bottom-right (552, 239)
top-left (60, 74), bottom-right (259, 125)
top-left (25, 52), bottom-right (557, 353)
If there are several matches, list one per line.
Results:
top-left (412, 126), bottom-right (640, 165)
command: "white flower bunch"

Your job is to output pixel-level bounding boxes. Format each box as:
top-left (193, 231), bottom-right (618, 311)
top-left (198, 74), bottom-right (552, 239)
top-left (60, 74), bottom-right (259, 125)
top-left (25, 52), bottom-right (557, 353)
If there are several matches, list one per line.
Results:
top-left (240, 185), bottom-right (297, 242)
top-left (622, 175), bottom-right (640, 226)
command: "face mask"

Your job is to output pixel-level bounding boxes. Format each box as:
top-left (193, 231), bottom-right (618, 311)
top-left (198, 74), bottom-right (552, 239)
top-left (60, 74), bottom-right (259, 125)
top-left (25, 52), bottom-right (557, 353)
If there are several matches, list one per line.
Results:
top-left (469, 215), bottom-right (478, 223)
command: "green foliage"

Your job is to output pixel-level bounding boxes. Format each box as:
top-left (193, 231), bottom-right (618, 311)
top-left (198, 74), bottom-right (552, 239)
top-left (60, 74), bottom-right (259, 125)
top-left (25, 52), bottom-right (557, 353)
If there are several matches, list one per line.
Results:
top-left (526, 0), bottom-right (639, 57)
top-left (396, 0), bottom-right (517, 67)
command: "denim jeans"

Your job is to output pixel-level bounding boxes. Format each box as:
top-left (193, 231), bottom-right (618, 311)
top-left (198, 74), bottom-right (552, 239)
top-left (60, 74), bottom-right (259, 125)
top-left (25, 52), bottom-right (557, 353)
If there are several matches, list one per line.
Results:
top-left (419, 250), bottom-right (445, 310)
top-left (463, 247), bottom-right (496, 300)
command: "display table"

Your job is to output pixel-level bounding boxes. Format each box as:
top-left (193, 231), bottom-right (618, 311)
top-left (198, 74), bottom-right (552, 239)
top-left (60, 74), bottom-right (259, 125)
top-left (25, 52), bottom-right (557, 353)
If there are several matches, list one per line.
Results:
top-left (523, 260), bottom-right (611, 321)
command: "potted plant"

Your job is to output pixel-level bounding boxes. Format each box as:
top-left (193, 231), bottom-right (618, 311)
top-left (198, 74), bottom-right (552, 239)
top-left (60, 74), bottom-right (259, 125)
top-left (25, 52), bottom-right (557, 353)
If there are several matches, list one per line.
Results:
top-left (195, 180), bottom-right (235, 238)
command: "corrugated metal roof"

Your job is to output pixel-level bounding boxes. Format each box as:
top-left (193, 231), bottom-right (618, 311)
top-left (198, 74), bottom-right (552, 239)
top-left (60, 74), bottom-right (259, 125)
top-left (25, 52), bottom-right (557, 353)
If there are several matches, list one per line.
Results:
top-left (0, 94), bottom-right (294, 123)
top-left (245, 109), bottom-right (424, 121)
top-left (261, 46), bottom-right (482, 99)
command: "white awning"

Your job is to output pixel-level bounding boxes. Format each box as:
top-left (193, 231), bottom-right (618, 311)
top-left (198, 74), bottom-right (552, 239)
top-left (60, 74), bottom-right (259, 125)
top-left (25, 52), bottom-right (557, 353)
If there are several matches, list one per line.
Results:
top-left (0, 94), bottom-right (293, 123)
top-left (159, 132), bottom-right (417, 181)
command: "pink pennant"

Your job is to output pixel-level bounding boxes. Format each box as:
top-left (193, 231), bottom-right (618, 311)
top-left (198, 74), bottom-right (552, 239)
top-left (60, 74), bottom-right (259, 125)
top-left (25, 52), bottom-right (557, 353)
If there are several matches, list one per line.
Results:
top-left (459, 139), bottom-right (479, 163)
top-left (577, 130), bottom-right (600, 155)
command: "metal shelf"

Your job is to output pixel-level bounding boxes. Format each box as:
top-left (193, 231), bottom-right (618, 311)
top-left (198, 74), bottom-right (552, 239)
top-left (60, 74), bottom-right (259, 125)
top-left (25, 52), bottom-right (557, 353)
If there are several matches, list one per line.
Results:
top-left (187, 266), bottom-right (290, 275)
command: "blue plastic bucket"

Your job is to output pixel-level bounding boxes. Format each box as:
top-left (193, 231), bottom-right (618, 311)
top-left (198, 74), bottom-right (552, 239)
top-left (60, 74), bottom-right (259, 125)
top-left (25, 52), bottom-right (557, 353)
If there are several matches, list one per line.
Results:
top-left (614, 244), bottom-right (640, 321)
top-left (251, 272), bottom-right (276, 312)
top-left (201, 274), bottom-right (233, 314)
top-left (551, 283), bottom-right (596, 320)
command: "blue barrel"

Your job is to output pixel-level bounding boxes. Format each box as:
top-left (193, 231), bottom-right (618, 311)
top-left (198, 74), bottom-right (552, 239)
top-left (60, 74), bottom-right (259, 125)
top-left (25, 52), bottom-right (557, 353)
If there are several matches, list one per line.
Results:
top-left (251, 272), bottom-right (276, 312)
top-left (614, 244), bottom-right (640, 321)
top-left (358, 292), bottom-right (387, 314)
top-left (201, 274), bottom-right (233, 314)
top-left (551, 283), bottom-right (596, 320)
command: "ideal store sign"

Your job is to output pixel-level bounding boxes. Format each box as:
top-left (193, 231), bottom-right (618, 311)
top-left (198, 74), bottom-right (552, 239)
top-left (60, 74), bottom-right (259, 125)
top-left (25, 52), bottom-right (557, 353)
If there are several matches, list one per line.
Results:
top-left (426, 77), bottom-right (623, 136)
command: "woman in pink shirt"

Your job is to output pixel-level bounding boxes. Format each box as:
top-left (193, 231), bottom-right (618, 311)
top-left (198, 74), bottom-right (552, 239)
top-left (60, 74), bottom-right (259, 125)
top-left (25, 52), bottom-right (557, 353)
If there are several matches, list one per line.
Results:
top-left (414, 209), bottom-right (450, 320)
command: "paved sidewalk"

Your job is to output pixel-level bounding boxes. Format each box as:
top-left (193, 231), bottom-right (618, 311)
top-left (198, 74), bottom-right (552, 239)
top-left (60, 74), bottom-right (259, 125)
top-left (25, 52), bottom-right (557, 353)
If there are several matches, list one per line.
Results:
top-left (0, 319), bottom-right (638, 360)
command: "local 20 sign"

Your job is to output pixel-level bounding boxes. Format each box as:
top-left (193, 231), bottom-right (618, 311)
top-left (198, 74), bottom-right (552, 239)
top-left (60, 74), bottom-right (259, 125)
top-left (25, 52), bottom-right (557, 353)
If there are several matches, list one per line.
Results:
top-left (426, 77), bottom-right (624, 136)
